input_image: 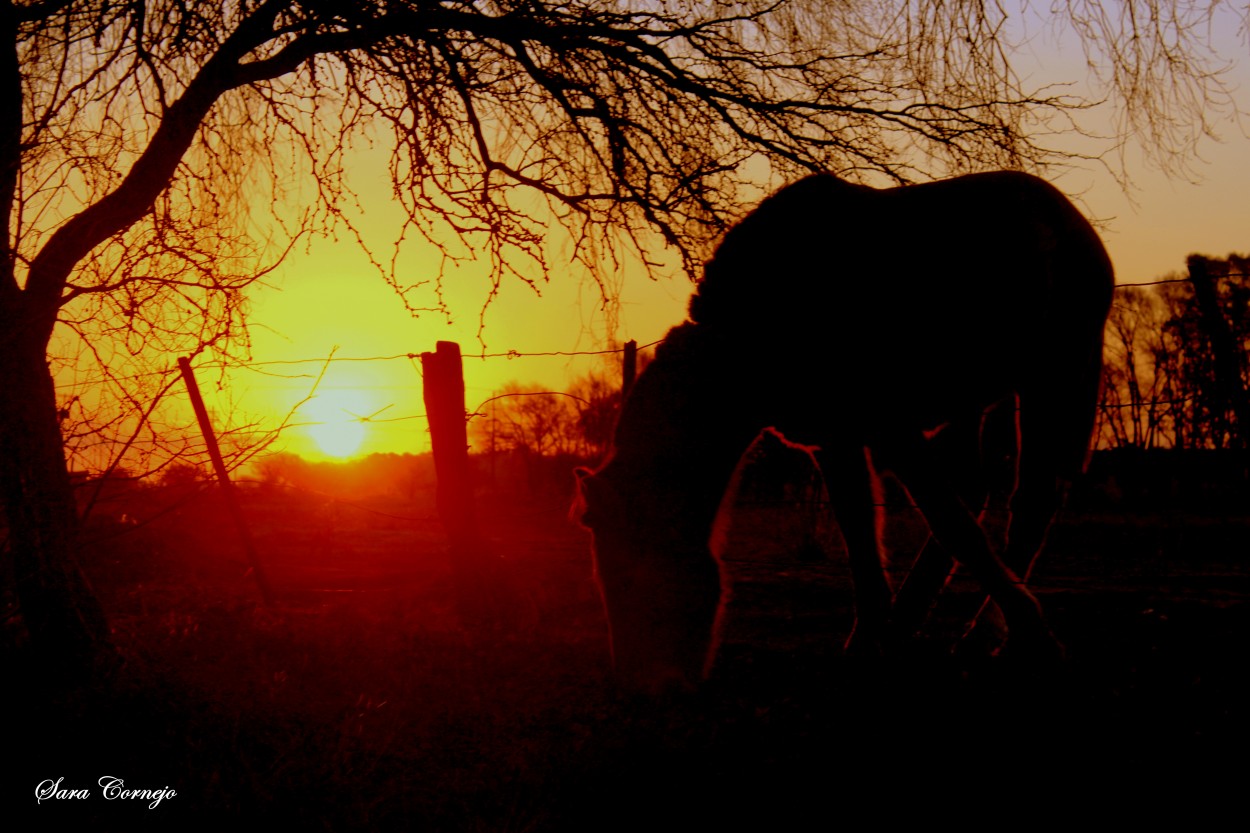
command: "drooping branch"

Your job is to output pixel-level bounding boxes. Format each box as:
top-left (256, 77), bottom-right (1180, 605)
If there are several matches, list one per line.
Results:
top-left (18, 1), bottom-right (388, 338)
top-left (1, 0), bottom-right (21, 296)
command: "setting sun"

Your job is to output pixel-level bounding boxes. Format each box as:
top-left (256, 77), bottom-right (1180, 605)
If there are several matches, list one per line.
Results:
top-left (304, 391), bottom-right (373, 459)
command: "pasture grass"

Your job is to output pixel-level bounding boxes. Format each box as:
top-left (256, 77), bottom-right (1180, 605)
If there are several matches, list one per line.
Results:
top-left (8, 481), bottom-right (1250, 829)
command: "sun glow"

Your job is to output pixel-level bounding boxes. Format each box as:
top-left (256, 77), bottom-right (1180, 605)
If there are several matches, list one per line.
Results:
top-left (304, 391), bottom-right (372, 459)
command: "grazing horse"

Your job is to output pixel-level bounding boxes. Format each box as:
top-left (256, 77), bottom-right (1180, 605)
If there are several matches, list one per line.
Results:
top-left (575, 171), bottom-right (1114, 692)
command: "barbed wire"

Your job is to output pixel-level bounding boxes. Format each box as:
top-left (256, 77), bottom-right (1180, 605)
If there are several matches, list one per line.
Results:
top-left (52, 272), bottom-right (1242, 391)
top-left (1115, 277), bottom-right (1192, 288)
top-left (49, 268), bottom-right (1243, 392)
top-left (1116, 264), bottom-right (1247, 289)
top-left (48, 267), bottom-right (1249, 470)
top-left (467, 390), bottom-right (593, 420)
top-left (54, 339), bottom-right (662, 391)
top-left (45, 256), bottom-right (1246, 394)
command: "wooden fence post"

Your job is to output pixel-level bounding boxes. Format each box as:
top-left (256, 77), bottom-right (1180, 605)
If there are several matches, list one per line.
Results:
top-left (178, 357), bottom-right (274, 605)
top-left (420, 341), bottom-right (493, 621)
top-left (622, 339), bottom-right (637, 400)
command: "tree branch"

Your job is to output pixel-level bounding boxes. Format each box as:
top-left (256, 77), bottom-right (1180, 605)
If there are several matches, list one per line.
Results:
top-left (1, 0), bottom-right (21, 297)
top-left (19, 0), bottom-right (350, 336)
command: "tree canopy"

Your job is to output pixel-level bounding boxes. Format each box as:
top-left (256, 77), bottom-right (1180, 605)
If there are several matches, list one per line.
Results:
top-left (1100, 254), bottom-right (1250, 451)
top-left (11, 1), bottom-right (1238, 323)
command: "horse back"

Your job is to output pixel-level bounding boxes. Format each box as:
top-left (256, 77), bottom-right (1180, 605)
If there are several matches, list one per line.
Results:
top-left (687, 170), bottom-right (1114, 431)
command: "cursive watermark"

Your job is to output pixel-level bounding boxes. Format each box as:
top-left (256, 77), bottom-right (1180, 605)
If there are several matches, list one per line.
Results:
top-left (35, 776), bottom-right (177, 809)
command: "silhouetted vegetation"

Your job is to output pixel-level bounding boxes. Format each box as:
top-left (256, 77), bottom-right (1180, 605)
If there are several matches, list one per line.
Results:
top-left (470, 363), bottom-right (639, 464)
top-left (254, 452), bottom-right (437, 502)
top-left (1100, 253), bottom-right (1250, 450)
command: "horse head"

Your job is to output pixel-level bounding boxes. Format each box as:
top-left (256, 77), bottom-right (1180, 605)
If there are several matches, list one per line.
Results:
top-left (574, 464), bottom-right (724, 694)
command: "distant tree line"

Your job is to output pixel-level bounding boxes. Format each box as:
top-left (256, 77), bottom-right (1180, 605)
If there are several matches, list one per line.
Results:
top-left (471, 371), bottom-right (622, 464)
top-left (253, 453), bottom-right (437, 502)
top-left (1099, 253), bottom-right (1250, 451)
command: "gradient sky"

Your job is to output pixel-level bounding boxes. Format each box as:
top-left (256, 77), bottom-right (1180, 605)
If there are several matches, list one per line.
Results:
top-left (224, 14), bottom-right (1249, 461)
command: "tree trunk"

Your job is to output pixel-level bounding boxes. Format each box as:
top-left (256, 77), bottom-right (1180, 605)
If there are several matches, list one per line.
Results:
top-left (0, 333), bottom-right (114, 687)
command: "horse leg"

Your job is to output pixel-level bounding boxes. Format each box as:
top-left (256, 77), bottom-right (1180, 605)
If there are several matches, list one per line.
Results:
top-left (956, 462), bottom-right (1059, 657)
top-left (962, 350), bottom-right (1103, 654)
top-left (816, 443), bottom-right (892, 654)
top-left (887, 409), bottom-right (1000, 644)
top-left (876, 432), bottom-right (1061, 660)
top-left (594, 547), bottom-right (723, 693)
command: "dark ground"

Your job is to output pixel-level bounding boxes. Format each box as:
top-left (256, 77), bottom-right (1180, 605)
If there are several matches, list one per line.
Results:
top-left (6, 474), bottom-right (1250, 830)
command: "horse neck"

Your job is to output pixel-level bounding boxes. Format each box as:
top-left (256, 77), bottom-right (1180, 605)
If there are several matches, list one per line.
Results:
top-left (603, 327), bottom-right (761, 533)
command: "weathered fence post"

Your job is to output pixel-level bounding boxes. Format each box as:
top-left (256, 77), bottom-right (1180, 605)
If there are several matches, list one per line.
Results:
top-left (1189, 255), bottom-right (1250, 448)
top-left (178, 357), bottom-right (274, 605)
top-left (622, 339), bottom-right (637, 401)
top-left (420, 341), bottom-right (494, 622)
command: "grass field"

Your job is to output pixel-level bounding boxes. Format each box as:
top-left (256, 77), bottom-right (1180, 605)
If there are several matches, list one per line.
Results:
top-left (8, 468), bottom-right (1250, 829)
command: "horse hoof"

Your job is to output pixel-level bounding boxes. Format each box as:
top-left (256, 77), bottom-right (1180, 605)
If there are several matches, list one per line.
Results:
top-left (843, 629), bottom-right (886, 657)
top-left (996, 631), bottom-right (1066, 665)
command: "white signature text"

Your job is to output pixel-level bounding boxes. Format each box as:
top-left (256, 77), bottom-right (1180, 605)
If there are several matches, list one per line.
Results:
top-left (35, 776), bottom-right (177, 809)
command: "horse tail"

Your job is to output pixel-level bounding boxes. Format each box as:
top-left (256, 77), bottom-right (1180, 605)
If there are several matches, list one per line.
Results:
top-left (1058, 204), bottom-right (1115, 481)
top-left (1026, 199), bottom-right (1115, 485)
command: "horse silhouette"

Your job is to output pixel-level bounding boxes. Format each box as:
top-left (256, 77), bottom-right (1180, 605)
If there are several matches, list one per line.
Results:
top-left (575, 171), bottom-right (1114, 692)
